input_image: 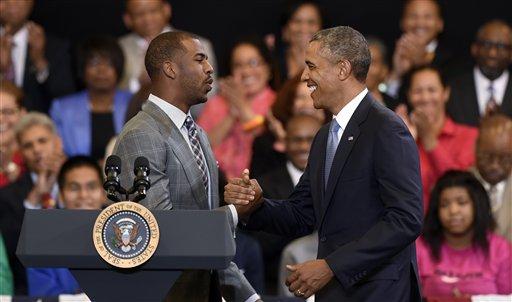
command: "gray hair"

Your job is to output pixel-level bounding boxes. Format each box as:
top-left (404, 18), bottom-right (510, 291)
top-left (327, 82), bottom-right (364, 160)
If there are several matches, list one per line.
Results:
top-left (15, 112), bottom-right (57, 143)
top-left (310, 26), bottom-right (371, 83)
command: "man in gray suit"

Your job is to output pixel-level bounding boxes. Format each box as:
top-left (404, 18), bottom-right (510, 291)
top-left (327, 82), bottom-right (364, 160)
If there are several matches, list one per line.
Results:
top-left (113, 31), bottom-right (260, 302)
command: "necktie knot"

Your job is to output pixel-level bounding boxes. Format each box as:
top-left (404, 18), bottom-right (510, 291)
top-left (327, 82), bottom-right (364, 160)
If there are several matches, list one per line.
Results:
top-left (330, 120), bottom-right (341, 133)
top-left (184, 116), bottom-right (195, 131)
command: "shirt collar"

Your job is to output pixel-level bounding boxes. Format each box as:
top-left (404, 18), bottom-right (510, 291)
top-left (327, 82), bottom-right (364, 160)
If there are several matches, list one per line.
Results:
top-left (148, 93), bottom-right (191, 130)
top-left (333, 88), bottom-right (368, 131)
top-left (474, 66), bottom-right (509, 87)
top-left (286, 161), bottom-right (304, 187)
top-left (426, 40), bottom-right (438, 53)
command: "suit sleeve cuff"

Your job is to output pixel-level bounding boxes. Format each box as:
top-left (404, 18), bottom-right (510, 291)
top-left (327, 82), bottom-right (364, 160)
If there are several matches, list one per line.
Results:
top-left (244, 293), bottom-right (261, 302)
top-left (227, 204), bottom-right (238, 226)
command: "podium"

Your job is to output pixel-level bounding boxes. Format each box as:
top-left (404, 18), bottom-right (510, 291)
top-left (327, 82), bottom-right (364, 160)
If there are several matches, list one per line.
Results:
top-left (16, 209), bottom-right (236, 301)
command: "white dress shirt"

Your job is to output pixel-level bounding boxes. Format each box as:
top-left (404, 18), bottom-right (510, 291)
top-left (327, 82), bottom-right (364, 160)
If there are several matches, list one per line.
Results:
top-left (474, 67), bottom-right (509, 115)
top-left (332, 88), bottom-right (369, 140)
top-left (148, 94), bottom-right (239, 224)
top-left (0, 25), bottom-right (29, 87)
top-left (286, 161), bottom-right (304, 187)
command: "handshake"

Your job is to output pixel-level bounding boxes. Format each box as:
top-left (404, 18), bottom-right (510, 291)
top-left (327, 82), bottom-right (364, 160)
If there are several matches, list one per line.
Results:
top-left (224, 169), bottom-right (264, 219)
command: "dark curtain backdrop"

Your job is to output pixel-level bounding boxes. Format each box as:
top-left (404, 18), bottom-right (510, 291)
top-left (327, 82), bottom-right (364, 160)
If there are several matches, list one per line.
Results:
top-left (31, 0), bottom-right (512, 76)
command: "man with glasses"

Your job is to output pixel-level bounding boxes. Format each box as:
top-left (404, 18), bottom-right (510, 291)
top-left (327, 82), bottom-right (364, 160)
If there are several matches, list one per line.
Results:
top-left (448, 19), bottom-right (512, 126)
top-left (472, 114), bottom-right (512, 242)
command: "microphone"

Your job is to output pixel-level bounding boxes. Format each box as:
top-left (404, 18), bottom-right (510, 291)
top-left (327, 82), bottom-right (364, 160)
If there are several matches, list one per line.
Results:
top-left (132, 156), bottom-right (151, 202)
top-left (103, 155), bottom-right (124, 202)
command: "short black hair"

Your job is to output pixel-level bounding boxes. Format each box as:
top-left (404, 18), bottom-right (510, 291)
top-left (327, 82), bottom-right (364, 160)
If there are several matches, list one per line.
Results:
top-left (423, 170), bottom-right (496, 261)
top-left (76, 35), bottom-right (125, 84)
top-left (280, 0), bottom-right (324, 28)
top-left (58, 156), bottom-right (103, 190)
top-left (144, 31), bottom-right (200, 79)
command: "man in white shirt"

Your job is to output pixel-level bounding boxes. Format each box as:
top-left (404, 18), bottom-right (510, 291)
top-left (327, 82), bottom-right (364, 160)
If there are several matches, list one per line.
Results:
top-left (472, 114), bottom-right (512, 242)
top-left (113, 31), bottom-right (260, 302)
top-left (448, 19), bottom-right (512, 126)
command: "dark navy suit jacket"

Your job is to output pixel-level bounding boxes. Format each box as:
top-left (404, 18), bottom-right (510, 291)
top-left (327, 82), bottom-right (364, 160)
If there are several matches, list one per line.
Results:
top-left (244, 93), bottom-right (424, 301)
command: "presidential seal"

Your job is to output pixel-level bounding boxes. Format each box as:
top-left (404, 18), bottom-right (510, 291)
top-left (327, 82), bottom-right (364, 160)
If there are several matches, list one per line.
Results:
top-left (93, 201), bottom-right (159, 268)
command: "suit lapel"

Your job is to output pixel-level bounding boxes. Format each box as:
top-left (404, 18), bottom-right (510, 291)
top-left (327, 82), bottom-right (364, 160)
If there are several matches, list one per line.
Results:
top-left (467, 73), bottom-right (481, 121)
top-left (501, 76), bottom-right (512, 116)
top-left (319, 96), bottom-right (373, 226)
top-left (197, 127), bottom-right (219, 208)
top-left (142, 102), bottom-right (209, 209)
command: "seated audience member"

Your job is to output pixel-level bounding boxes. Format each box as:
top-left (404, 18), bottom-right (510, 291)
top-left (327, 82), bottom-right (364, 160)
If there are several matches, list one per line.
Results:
top-left (0, 81), bottom-right (26, 187)
top-left (198, 38), bottom-right (276, 178)
top-left (387, 0), bottom-right (450, 99)
top-left (0, 0), bottom-right (75, 113)
top-left (278, 232), bottom-right (318, 298)
top-left (254, 114), bottom-right (322, 294)
top-left (0, 112), bottom-right (66, 295)
top-left (26, 156), bottom-right (106, 297)
top-left (0, 233), bottom-right (13, 296)
top-left (417, 170), bottom-right (511, 299)
top-left (366, 37), bottom-right (400, 110)
top-left (397, 66), bottom-right (478, 208)
top-left (250, 73), bottom-right (327, 178)
top-left (472, 114), bottom-right (512, 242)
top-left (272, 0), bottom-right (323, 84)
top-left (119, 0), bottom-right (217, 96)
top-left (447, 20), bottom-right (512, 126)
top-left (50, 36), bottom-right (131, 162)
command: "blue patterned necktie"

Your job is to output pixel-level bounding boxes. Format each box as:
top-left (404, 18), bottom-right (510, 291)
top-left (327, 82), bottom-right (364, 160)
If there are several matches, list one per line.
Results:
top-left (184, 116), bottom-right (209, 194)
top-left (324, 119), bottom-right (341, 189)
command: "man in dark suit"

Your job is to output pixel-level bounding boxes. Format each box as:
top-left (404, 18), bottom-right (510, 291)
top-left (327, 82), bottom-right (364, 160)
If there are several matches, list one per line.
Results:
top-left (0, 0), bottom-right (75, 113)
top-left (225, 26), bottom-right (423, 301)
top-left (0, 112), bottom-right (66, 295)
top-left (447, 19), bottom-right (512, 126)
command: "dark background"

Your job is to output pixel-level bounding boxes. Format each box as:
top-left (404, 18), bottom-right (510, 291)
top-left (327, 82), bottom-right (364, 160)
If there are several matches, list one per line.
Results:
top-left (31, 0), bottom-right (512, 76)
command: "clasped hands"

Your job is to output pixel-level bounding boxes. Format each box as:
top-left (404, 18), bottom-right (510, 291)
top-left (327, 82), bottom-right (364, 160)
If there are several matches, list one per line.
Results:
top-left (224, 169), bottom-right (334, 298)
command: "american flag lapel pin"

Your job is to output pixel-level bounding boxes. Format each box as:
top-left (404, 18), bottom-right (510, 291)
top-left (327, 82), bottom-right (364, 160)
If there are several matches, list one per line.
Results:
top-left (348, 136), bottom-right (354, 141)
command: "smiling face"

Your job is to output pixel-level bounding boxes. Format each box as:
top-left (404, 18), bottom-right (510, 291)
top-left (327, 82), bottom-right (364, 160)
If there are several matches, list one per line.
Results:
top-left (60, 166), bottom-right (105, 210)
top-left (471, 22), bottom-right (512, 80)
top-left (301, 41), bottom-right (342, 113)
top-left (231, 43), bottom-right (271, 97)
top-left (439, 186), bottom-right (475, 236)
top-left (401, 0), bottom-right (443, 44)
top-left (283, 3), bottom-right (322, 50)
top-left (407, 68), bottom-right (449, 119)
top-left (124, 0), bottom-right (171, 40)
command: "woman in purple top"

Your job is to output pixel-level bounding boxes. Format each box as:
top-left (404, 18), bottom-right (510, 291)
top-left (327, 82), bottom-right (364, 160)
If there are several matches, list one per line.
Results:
top-left (417, 170), bottom-right (511, 299)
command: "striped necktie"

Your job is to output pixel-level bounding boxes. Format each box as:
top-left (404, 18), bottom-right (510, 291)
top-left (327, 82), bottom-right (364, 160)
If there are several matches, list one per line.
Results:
top-left (184, 116), bottom-right (209, 194)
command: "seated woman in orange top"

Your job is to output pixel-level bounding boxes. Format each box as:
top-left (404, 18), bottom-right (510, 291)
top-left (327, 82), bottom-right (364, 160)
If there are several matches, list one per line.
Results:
top-left (198, 38), bottom-right (276, 178)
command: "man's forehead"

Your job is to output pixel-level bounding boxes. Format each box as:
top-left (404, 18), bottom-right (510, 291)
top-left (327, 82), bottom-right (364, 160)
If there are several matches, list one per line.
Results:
top-left (183, 38), bottom-right (206, 55)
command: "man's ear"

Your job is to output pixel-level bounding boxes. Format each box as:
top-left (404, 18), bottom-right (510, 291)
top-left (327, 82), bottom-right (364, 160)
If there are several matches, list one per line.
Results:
top-left (162, 61), bottom-right (177, 79)
top-left (337, 59), bottom-right (352, 81)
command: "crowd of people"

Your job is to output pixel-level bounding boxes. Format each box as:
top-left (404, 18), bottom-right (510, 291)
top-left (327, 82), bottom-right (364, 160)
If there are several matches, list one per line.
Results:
top-left (0, 0), bottom-right (510, 300)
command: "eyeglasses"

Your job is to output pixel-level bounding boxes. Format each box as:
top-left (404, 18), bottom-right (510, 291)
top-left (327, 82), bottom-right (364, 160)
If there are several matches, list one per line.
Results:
top-left (475, 40), bottom-right (512, 53)
top-left (232, 58), bottom-right (264, 70)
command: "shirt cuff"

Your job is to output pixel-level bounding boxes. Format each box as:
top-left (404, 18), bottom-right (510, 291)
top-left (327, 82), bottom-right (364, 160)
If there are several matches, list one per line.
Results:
top-left (227, 204), bottom-right (238, 226)
top-left (24, 199), bottom-right (42, 209)
top-left (244, 293), bottom-right (261, 302)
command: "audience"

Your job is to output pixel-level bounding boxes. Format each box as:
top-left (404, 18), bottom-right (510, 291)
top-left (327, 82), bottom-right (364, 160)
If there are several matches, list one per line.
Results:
top-left (26, 156), bottom-right (106, 297)
top-left (397, 65), bottom-right (478, 208)
top-left (0, 81), bottom-right (26, 187)
top-left (472, 114), bottom-right (512, 242)
top-left (272, 0), bottom-right (323, 84)
top-left (0, 112), bottom-right (65, 295)
top-left (1, 1), bottom-right (510, 299)
top-left (0, 0), bottom-right (75, 113)
top-left (49, 36), bottom-right (131, 162)
top-left (198, 38), bottom-right (276, 178)
top-left (417, 170), bottom-right (511, 298)
top-left (387, 0), bottom-right (449, 99)
top-left (448, 19), bottom-right (512, 126)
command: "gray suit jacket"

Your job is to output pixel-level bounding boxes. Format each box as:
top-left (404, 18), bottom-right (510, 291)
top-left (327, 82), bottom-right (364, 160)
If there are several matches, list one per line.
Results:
top-left (113, 101), bottom-right (256, 301)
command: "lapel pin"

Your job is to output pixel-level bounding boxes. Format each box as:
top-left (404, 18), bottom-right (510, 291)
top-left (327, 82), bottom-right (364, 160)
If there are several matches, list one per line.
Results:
top-left (348, 136), bottom-right (354, 141)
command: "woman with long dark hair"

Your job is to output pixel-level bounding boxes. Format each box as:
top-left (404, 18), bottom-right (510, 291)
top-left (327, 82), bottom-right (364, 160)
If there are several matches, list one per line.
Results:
top-left (417, 170), bottom-right (511, 298)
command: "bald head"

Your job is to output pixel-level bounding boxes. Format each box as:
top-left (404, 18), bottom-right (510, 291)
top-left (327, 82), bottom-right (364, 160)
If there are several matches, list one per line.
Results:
top-left (144, 31), bottom-right (199, 79)
top-left (476, 114), bottom-right (512, 185)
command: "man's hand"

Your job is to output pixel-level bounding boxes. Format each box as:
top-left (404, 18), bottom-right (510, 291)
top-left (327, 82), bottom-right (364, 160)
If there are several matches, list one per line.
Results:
top-left (285, 259), bottom-right (334, 299)
top-left (224, 169), bottom-right (263, 218)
